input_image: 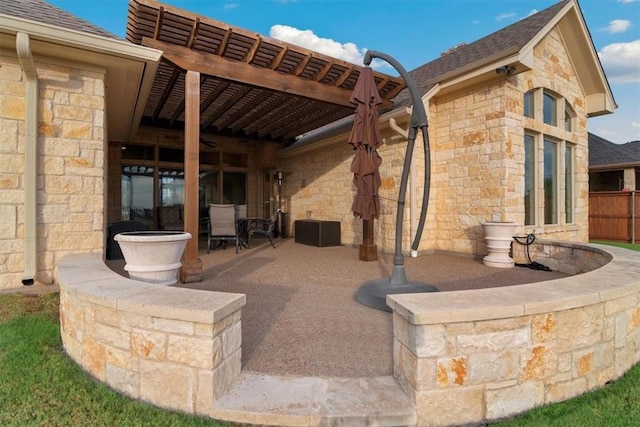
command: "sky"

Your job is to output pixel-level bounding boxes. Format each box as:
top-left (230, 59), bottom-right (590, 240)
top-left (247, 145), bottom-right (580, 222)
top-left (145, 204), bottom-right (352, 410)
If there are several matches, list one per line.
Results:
top-left (46, 0), bottom-right (640, 144)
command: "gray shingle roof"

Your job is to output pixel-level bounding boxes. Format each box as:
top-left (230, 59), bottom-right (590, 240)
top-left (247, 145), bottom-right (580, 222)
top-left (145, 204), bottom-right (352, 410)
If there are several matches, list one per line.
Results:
top-left (0, 0), bottom-right (119, 39)
top-left (589, 132), bottom-right (640, 166)
top-left (392, 0), bottom-right (570, 107)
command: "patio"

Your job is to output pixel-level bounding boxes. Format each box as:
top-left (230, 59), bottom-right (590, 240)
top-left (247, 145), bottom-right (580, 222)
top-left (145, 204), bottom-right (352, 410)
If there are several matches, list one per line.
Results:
top-left (108, 237), bottom-right (567, 378)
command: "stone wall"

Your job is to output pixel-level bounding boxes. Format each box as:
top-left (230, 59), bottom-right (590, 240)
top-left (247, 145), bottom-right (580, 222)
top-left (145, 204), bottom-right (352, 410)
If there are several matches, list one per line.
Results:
top-left (389, 243), bottom-right (640, 426)
top-left (282, 29), bottom-right (589, 257)
top-left (0, 55), bottom-right (106, 289)
top-left (57, 253), bottom-right (246, 417)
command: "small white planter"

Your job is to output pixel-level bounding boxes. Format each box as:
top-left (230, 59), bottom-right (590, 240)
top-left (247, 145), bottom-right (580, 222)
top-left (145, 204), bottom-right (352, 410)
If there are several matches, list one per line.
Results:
top-left (481, 221), bottom-right (517, 268)
top-left (114, 231), bottom-right (192, 285)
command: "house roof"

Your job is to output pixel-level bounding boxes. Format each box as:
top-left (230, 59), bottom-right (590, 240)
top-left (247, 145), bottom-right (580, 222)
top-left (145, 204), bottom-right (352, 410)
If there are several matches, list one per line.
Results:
top-left (0, 0), bottom-right (118, 39)
top-left (289, 0), bottom-right (616, 150)
top-left (393, 0), bottom-right (570, 108)
top-left (0, 0), bottom-right (162, 141)
top-left (589, 132), bottom-right (640, 169)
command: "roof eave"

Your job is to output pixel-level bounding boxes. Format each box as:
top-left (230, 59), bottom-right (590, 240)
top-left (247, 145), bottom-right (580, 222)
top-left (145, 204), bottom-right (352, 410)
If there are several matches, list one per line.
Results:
top-left (0, 14), bottom-right (162, 141)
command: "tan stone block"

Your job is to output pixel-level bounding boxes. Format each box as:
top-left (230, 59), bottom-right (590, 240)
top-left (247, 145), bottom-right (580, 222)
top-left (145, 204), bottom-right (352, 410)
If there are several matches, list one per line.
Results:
top-left (106, 363), bottom-right (139, 399)
top-left (139, 359), bottom-right (194, 412)
top-left (82, 336), bottom-right (106, 381)
top-left (153, 317), bottom-right (195, 335)
top-left (53, 105), bottom-right (93, 122)
top-left (557, 305), bottom-right (604, 352)
top-left (119, 311), bottom-right (153, 332)
top-left (42, 139), bottom-right (79, 156)
top-left (0, 96), bottom-right (25, 120)
top-left (416, 386), bottom-right (485, 426)
top-left (605, 296), bottom-right (637, 316)
top-left (131, 329), bottom-right (166, 361)
top-left (212, 348), bottom-right (241, 400)
top-left (532, 313), bottom-right (557, 343)
top-left (70, 93), bottom-right (104, 110)
top-left (92, 323), bottom-right (130, 350)
top-left (436, 356), bottom-right (467, 387)
top-left (547, 378), bottom-right (588, 405)
top-left (468, 350), bottom-right (519, 384)
top-left (486, 380), bottom-right (544, 420)
top-left (0, 154), bottom-right (24, 174)
top-left (0, 205), bottom-right (16, 239)
top-left (222, 320), bottom-right (241, 358)
top-left (0, 81), bottom-right (25, 97)
top-left (167, 334), bottom-right (221, 369)
top-left (521, 344), bottom-right (558, 380)
top-left (62, 121), bottom-right (92, 139)
top-left (106, 345), bottom-right (133, 370)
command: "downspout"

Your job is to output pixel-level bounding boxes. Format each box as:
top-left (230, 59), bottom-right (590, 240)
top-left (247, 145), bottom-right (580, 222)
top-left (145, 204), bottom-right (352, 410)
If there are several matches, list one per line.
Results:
top-left (16, 32), bottom-right (37, 286)
top-left (388, 117), bottom-right (418, 257)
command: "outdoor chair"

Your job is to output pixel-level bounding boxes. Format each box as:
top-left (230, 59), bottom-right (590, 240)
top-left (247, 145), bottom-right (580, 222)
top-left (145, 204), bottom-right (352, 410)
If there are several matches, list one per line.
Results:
top-left (247, 208), bottom-right (278, 249)
top-left (207, 204), bottom-right (239, 253)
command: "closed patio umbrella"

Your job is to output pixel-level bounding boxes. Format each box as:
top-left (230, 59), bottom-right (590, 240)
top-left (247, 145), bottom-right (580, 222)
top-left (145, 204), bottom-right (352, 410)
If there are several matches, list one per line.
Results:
top-left (348, 67), bottom-right (383, 262)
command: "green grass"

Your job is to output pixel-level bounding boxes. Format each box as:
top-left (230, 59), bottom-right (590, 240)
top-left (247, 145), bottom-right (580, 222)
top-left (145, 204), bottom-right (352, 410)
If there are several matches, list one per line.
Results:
top-left (2, 293), bottom-right (640, 426)
top-left (590, 240), bottom-right (640, 252)
top-left (0, 294), bottom-right (229, 427)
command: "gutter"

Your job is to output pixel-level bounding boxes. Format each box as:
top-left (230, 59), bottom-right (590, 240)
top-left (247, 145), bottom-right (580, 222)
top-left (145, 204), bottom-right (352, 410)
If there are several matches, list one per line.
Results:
top-left (16, 32), bottom-right (37, 286)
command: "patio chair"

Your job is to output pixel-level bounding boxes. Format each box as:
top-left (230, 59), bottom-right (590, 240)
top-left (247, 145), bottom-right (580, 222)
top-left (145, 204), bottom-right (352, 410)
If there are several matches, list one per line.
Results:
top-left (207, 204), bottom-right (239, 253)
top-left (247, 208), bottom-right (278, 249)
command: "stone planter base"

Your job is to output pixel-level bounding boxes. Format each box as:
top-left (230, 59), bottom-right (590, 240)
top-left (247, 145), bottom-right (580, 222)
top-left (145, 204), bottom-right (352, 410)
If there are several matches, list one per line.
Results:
top-left (481, 222), bottom-right (517, 268)
top-left (114, 231), bottom-right (191, 285)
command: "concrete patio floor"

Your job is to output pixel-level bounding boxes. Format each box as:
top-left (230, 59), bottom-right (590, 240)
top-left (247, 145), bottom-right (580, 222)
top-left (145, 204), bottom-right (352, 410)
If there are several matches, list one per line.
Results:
top-left (108, 236), bottom-right (567, 379)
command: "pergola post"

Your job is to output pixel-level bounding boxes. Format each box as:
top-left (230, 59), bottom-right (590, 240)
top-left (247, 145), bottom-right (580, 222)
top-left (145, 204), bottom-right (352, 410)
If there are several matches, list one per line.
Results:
top-left (180, 70), bottom-right (203, 282)
top-left (359, 218), bottom-right (378, 261)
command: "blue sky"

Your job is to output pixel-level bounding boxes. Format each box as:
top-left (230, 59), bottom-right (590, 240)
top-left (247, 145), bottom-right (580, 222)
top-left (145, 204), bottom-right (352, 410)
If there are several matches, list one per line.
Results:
top-left (47, 0), bottom-right (640, 144)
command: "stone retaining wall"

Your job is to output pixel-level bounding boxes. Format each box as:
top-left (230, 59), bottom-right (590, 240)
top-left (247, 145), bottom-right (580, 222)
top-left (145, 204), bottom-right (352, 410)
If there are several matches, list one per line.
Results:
top-left (389, 243), bottom-right (640, 426)
top-left (56, 254), bottom-right (245, 417)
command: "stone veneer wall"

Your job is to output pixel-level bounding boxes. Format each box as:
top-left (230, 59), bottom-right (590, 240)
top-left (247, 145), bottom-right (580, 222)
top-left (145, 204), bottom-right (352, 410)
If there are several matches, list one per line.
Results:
top-left (281, 29), bottom-right (589, 257)
top-left (389, 243), bottom-right (640, 426)
top-left (279, 134), bottom-right (418, 251)
top-left (0, 55), bottom-right (105, 289)
top-left (57, 254), bottom-right (245, 417)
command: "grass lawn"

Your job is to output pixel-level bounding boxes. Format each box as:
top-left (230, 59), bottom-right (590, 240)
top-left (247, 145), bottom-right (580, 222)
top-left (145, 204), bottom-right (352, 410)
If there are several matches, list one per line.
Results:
top-left (590, 240), bottom-right (640, 252)
top-left (1, 293), bottom-right (640, 426)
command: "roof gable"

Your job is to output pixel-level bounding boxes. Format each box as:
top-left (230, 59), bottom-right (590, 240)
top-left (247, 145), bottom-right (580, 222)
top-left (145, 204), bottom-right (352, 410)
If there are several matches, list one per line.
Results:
top-left (392, 0), bottom-right (614, 118)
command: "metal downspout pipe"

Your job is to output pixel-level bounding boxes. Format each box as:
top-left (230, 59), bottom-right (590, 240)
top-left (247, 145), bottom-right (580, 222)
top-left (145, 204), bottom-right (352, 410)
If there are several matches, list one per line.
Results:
top-left (16, 32), bottom-right (37, 285)
top-left (388, 117), bottom-right (418, 257)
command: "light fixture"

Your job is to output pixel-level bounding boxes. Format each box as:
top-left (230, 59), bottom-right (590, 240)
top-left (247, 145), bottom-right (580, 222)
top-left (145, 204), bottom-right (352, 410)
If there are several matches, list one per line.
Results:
top-left (495, 65), bottom-right (516, 76)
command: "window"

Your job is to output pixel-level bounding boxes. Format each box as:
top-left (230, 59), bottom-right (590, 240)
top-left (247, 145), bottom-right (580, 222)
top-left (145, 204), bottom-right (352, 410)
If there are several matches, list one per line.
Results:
top-left (524, 134), bottom-right (536, 225)
top-left (522, 88), bottom-right (576, 228)
top-left (524, 90), bottom-right (534, 118)
top-left (564, 101), bottom-right (575, 132)
top-left (544, 139), bottom-right (558, 224)
top-left (565, 144), bottom-right (574, 223)
top-left (543, 92), bottom-right (557, 126)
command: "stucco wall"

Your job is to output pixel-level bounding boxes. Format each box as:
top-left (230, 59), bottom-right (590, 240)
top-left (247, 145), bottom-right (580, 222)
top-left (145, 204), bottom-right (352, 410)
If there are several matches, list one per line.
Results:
top-left (0, 55), bottom-right (106, 289)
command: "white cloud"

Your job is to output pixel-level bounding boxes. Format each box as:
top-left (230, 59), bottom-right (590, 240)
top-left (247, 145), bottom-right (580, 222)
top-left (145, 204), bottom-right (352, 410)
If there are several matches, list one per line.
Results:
top-left (598, 40), bottom-right (640, 83)
top-left (633, 121), bottom-right (640, 130)
top-left (527, 9), bottom-right (539, 17)
top-left (223, 3), bottom-right (238, 10)
top-left (618, 0), bottom-right (638, 3)
top-left (602, 19), bottom-right (632, 33)
top-left (269, 24), bottom-right (373, 67)
top-left (496, 12), bottom-right (516, 22)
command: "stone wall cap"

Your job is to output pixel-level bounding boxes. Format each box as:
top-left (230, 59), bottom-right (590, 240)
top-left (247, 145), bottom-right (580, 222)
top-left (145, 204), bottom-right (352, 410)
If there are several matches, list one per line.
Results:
top-left (388, 243), bottom-right (639, 325)
top-left (57, 253), bottom-right (246, 323)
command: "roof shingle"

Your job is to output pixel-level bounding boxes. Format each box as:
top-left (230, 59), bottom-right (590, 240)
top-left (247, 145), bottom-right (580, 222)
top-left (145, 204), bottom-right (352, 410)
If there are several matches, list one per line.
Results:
top-left (0, 0), bottom-right (119, 39)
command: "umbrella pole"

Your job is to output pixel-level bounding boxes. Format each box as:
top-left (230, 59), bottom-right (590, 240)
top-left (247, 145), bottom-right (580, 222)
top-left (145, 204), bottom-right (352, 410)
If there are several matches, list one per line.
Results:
top-left (359, 218), bottom-right (377, 261)
top-left (356, 50), bottom-right (437, 312)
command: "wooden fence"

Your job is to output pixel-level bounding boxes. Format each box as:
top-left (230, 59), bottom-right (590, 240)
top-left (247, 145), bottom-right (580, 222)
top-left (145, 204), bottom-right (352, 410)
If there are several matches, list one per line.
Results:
top-left (589, 191), bottom-right (638, 243)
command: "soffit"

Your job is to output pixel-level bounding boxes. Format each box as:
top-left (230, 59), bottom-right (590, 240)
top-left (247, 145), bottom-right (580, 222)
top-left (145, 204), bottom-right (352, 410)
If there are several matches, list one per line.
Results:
top-left (125, 0), bottom-right (406, 144)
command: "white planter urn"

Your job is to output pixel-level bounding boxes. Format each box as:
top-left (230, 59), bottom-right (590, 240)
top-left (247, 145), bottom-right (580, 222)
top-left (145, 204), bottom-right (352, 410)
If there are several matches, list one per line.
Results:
top-left (481, 221), bottom-right (517, 268)
top-left (114, 231), bottom-right (192, 285)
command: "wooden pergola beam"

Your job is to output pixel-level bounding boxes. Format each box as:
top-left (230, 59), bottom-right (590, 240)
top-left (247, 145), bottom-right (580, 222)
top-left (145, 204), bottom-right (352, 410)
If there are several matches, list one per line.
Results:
top-left (142, 37), bottom-right (395, 110)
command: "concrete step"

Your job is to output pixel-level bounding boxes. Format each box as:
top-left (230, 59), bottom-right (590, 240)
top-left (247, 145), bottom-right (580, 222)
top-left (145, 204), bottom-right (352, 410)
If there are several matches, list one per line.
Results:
top-left (210, 373), bottom-right (416, 426)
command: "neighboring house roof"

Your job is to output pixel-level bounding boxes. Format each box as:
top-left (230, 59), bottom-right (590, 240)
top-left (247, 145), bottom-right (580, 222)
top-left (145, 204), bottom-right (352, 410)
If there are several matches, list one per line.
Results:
top-left (0, 0), bottom-right (119, 39)
top-left (589, 132), bottom-right (640, 169)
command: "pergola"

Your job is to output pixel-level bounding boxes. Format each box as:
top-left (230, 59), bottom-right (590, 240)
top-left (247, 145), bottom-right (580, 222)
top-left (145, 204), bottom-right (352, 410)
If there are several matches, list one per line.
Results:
top-left (126, 0), bottom-right (406, 280)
